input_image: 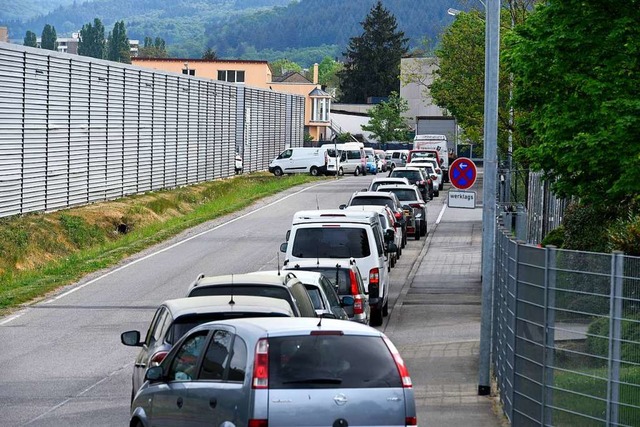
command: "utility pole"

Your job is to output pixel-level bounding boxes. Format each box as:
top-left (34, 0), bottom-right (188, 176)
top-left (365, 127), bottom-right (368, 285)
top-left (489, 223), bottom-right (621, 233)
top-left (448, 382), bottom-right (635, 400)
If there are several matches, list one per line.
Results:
top-left (478, 0), bottom-right (500, 396)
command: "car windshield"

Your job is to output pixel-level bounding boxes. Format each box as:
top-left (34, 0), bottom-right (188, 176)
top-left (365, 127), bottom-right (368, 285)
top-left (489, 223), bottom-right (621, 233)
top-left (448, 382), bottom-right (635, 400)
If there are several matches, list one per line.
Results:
top-left (168, 312), bottom-right (288, 344)
top-left (292, 228), bottom-right (371, 258)
top-left (188, 285), bottom-right (293, 307)
top-left (268, 335), bottom-right (401, 389)
top-left (349, 196), bottom-right (394, 210)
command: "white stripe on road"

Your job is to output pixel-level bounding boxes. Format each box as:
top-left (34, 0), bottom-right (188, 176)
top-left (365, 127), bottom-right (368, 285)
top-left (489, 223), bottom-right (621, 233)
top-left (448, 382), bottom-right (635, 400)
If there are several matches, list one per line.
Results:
top-left (1, 181), bottom-right (329, 325)
top-left (436, 203), bottom-right (447, 224)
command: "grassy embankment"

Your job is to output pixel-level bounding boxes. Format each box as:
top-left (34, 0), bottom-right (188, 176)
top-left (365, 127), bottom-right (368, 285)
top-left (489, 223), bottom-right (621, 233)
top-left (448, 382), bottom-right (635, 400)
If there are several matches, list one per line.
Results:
top-left (0, 172), bottom-right (322, 316)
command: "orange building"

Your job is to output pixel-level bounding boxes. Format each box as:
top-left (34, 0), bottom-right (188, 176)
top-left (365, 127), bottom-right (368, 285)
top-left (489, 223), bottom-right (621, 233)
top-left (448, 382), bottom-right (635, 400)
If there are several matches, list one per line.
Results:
top-left (131, 58), bottom-right (331, 142)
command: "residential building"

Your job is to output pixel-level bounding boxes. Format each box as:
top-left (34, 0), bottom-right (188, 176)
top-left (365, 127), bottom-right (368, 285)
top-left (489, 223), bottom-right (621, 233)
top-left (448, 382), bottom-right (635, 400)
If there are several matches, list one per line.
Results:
top-left (35, 33), bottom-right (139, 57)
top-left (132, 58), bottom-right (331, 142)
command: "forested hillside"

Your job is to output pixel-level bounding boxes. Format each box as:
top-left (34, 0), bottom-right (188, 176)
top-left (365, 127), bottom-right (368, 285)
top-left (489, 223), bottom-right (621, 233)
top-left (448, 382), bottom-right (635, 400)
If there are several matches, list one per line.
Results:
top-left (1, 0), bottom-right (467, 62)
top-left (0, 0), bottom-right (74, 21)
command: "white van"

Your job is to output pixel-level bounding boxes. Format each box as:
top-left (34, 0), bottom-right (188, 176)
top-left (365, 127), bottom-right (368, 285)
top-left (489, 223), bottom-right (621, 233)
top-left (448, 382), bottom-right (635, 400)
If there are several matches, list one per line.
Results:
top-left (325, 142), bottom-right (366, 176)
top-left (280, 209), bottom-right (397, 326)
top-left (413, 134), bottom-right (449, 174)
top-left (268, 147), bottom-right (328, 176)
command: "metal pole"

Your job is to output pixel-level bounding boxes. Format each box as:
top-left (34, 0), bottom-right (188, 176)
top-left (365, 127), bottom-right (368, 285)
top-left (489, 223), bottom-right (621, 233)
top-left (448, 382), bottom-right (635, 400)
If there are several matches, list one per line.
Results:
top-left (478, 0), bottom-right (500, 396)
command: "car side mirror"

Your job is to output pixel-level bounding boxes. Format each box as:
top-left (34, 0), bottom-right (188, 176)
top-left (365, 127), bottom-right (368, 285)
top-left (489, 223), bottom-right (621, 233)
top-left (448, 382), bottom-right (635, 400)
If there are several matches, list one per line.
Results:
top-left (285, 230), bottom-right (290, 242)
top-left (341, 296), bottom-right (355, 307)
top-left (339, 204), bottom-right (347, 210)
top-left (385, 229), bottom-right (395, 241)
top-left (280, 242), bottom-right (288, 253)
top-left (387, 242), bottom-right (398, 253)
top-left (145, 366), bottom-right (165, 383)
top-left (121, 330), bottom-right (142, 347)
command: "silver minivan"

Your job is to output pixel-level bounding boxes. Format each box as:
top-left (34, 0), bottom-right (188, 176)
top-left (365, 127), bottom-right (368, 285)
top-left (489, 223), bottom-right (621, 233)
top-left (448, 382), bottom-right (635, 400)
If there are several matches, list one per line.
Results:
top-left (130, 317), bottom-right (417, 427)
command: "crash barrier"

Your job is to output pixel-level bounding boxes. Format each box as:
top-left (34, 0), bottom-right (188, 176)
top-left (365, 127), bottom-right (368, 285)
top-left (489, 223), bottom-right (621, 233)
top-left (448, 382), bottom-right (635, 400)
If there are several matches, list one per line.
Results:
top-left (493, 222), bottom-right (640, 426)
top-left (0, 42), bottom-right (304, 218)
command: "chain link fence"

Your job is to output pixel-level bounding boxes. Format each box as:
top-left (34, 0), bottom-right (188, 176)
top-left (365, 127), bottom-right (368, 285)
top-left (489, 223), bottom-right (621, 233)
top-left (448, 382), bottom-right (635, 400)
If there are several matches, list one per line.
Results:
top-left (0, 42), bottom-right (304, 218)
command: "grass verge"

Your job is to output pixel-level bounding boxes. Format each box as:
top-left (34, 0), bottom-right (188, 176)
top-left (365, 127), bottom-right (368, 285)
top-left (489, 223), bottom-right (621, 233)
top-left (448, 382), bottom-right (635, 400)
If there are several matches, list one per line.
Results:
top-left (0, 172), bottom-right (323, 315)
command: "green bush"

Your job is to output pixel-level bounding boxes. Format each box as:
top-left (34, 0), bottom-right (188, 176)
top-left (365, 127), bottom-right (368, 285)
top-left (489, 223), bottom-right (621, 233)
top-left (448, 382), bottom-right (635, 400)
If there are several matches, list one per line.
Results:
top-left (608, 211), bottom-right (640, 256)
top-left (562, 202), bottom-right (618, 252)
top-left (586, 314), bottom-right (640, 364)
top-left (541, 225), bottom-right (565, 248)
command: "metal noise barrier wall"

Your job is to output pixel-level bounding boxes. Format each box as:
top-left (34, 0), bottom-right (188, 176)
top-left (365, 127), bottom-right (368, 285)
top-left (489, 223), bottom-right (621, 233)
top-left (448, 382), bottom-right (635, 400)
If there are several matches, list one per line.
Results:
top-left (0, 42), bottom-right (305, 218)
top-left (493, 222), bottom-right (640, 426)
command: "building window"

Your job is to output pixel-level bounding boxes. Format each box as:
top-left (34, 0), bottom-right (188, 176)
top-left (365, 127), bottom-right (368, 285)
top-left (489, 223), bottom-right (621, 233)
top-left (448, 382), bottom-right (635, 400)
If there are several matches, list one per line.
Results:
top-left (182, 69), bottom-right (195, 76)
top-left (218, 70), bottom-right (245, 83)
top-left (312, 97), bottom-right (330, 122)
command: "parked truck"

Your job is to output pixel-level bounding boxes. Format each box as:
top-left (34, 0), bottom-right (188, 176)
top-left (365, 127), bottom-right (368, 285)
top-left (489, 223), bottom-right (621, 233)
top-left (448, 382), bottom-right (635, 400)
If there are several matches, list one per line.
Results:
top-left (413, 134), bottom-right (449, 182)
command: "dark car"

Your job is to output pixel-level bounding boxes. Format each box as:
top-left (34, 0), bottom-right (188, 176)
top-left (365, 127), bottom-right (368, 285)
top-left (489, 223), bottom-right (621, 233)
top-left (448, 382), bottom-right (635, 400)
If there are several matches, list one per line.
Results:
top-left (388, 166), bottom-right (433, 201)
top-left (285, 259), bottom-right (370, 324)
top-left (377, 184), bottom-right (428, 237)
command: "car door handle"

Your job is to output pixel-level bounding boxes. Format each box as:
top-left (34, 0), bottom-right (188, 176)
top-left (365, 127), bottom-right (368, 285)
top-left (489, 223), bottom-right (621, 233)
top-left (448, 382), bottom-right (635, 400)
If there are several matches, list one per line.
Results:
top-left (177, 396), bottom-right (183, 409)
top-left (134, 363), bottom-right (146, 368)
top-left (209, 398), bottom-right (217, 409)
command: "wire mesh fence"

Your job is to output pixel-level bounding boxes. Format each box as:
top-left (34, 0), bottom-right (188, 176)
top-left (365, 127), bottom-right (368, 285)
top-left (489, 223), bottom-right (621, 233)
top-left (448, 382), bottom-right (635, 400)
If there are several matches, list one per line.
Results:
top-left (493, 224), bottom-right (640, 426)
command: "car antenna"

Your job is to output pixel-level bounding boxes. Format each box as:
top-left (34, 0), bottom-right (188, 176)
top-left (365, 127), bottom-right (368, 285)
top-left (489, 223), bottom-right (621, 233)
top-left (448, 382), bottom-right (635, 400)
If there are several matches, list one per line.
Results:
top-left (277, 252), bottom-right (281, 276)
top-left (229, 274), bottom-right (235, 305)
top-left (316, 194), bottom-right (319, 210)
top-left (317, 313), bottom-right (323, 327)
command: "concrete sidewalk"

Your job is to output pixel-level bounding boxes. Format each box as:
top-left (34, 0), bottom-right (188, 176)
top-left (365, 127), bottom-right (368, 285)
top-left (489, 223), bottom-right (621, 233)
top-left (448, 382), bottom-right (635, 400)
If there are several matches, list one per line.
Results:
top-left (384, 201), bottom-right (508, 427)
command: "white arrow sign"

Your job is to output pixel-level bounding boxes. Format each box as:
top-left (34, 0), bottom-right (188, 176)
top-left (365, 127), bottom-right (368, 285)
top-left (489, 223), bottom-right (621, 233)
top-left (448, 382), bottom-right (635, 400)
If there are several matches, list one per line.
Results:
top-left (460, 163), bottom-right (467, 169)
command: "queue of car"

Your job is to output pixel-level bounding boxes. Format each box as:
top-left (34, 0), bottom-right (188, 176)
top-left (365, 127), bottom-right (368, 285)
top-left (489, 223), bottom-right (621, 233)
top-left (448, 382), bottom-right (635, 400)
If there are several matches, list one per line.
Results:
top-left (121, 149), bottom-right (436, 426)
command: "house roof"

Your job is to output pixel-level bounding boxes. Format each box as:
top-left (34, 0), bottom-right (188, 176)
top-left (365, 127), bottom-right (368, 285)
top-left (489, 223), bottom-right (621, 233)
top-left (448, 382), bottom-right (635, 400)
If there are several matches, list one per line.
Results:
top-left (272, 71), bottom-right (312, 83)
top-left (132, 57), bottom-right (269, 65)
top-left (309, 87), bottom-right (331, 97)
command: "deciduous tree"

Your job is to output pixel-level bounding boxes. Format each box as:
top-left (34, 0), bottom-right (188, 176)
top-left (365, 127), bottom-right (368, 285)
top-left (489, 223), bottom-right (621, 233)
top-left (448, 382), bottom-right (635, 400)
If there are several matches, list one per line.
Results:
top-left (361, 92), bottom-right (411, 144)
top-left (41, 24), bottom-right (57, 51)
top-left (78, 18), bottom-right (105, 59)
top-left (23, 30), bottom-right (37, 48)
top-left (139, 36), bottom-right (168, 58)
top-left (507, 0), bottom-right (640, 205)
top-left (338, 1), bottom-right (408, 103)
top-left (106, 21), bottom-right (131, 63)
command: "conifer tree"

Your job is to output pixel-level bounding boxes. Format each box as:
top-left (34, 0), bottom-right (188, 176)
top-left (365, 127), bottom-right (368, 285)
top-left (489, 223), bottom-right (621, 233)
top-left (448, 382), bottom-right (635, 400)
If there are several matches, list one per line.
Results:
top-left (41, 24), bottom-right (57, 51)
top-left (24, 31), bottom-right (37, 48)
top-left (106, 21), bottom-right (131, 63)
top-left (338, 1), bottom-right (408, 103)
top-left (78, 18), bottom-right (106, 59)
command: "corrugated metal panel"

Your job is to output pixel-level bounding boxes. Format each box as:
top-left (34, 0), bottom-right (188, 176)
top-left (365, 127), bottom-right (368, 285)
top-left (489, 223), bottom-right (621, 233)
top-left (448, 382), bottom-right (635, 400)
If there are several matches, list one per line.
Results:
top-left (0, 42), bottom-right (305, 218)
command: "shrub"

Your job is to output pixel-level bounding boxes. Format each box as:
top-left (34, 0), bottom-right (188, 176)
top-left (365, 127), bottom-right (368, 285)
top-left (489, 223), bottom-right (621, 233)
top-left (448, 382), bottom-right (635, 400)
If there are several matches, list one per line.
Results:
top-left (608, 211), bottom-right (640, 256)
top-left (562, 202), bottom-right (617, 252)
top-left (541, 226), bottom-right (565, 248)
top-left (586, 314), bottom-right (640, 364)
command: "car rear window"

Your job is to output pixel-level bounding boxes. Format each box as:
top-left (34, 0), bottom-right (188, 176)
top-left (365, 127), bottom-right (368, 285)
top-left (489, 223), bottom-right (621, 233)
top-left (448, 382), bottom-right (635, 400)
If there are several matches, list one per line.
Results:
top-left (391, 171), bottom-right (421, 182)
top-left (349, 196), bottom-right (394, 210)
top-left (295, 267), bottom-right (350, 294)
top-left (370, 181), bottom-right (400, 191)
top-left (268, 335), bottom-right (401, 389)
top-left (386, 189), bottom-right (418, 201)
top-left (292, 228), bottom-right (370, 258)
top-left (188, 285), bottom-right (293, 307)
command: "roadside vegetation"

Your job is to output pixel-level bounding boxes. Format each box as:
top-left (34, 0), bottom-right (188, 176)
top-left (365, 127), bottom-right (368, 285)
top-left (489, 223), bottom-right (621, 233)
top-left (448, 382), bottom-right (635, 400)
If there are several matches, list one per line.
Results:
top-left (0, 172), bottom-right (321, 316)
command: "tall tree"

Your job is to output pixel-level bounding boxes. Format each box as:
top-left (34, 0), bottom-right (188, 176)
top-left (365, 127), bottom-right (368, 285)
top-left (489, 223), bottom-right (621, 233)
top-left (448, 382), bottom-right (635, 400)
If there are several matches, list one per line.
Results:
top-left (361, 92), bottom-right (411, 144)
top-left (41, 24), bottom-right (57, 51)
top-left (507, 0), bottom-right (640, 206)
top-left (270, 58), bottom-right (302, 76)
top-left (338, 1), bottom-right (409, 103)
top-left (139, 36), bottom-right (168, 58)
top-left (106, 21), bottom-right (131, 63)
top-left (24, 30), bottom-right (37, 48)
top-left (201, 47), bottom-right (217, 60)
top-left (318, 56), bottom-right (343, 89)
top-left (78, 18), bottom-right (105, 59)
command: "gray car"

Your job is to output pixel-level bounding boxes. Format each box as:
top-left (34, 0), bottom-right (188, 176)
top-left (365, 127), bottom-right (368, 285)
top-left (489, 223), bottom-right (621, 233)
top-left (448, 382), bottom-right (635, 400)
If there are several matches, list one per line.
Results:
top-left (120, 295), bottom-right (295, 400)
top-left (130, 317), bottom-right (417, 427)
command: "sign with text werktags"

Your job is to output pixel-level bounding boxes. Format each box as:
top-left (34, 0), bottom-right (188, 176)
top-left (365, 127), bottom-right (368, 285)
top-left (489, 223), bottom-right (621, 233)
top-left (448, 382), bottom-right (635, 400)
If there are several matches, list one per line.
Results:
top-left (448, 190), bottom-right (476, 209)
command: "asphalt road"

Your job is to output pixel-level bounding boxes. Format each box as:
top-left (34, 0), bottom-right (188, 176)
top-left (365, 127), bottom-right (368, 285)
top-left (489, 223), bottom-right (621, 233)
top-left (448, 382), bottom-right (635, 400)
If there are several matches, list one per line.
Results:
top-left (0, 174), bottom-right (444, 426)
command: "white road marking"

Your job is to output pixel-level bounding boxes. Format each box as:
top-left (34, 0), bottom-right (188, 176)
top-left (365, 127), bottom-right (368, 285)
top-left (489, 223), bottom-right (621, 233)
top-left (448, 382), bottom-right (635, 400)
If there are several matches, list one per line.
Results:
top-left (2, 181), bottom-right (329, 325)
top-left (436, 203), bottom-right (447, 224)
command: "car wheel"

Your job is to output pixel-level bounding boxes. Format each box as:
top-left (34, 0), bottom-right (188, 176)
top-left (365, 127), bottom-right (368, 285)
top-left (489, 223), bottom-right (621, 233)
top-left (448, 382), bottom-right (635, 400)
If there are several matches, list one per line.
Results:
top-left (354, 167), bottom-right (360, 176)
top-left (310, 166), bottom-right (319, 176)
top-left (382, 301), bottom-right (389, 316)
top-left (370, 309), bottom-right (383, 326)
top-left (421, 221), bottom-right (427, 236)
top-left (435, 190), bottom-right (440, 197)
top-left (338, 167), bottom-right (344, 176)
top-left (273, 167), bottom-right (283, 177)
top-left (415, 228), bottom-right (421, 240)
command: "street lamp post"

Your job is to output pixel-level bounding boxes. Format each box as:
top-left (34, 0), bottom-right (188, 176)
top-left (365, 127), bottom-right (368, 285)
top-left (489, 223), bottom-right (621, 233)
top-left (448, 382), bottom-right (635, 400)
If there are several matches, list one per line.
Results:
top-left (478, 0), bottom-right (500, 396)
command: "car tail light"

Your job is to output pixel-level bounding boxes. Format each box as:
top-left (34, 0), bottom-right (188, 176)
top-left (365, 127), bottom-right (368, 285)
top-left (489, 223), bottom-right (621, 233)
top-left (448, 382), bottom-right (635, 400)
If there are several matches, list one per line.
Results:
top-left (431, 174), bottom-right (437, 180)
top-left (394, 211), bottom-right (402, 219)
top-left (369, 268), bottom-right (379, 287)
top-left (252, 338), bottom-right (269, 389)
top-left (248, 420), bottom-right (268, 427)
top-left (150, 351), bottom-right (169, 366)
top-left (405, 416), bottom-right (418, 426)
top-left (383, 336), bottom-right (412, 388)
top-left (353, 295), bottom-right (364, 315)
top-left (349, 269), bottom-right (359, 295)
